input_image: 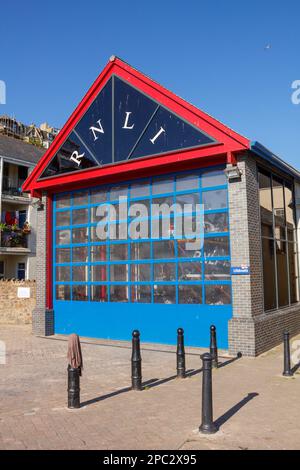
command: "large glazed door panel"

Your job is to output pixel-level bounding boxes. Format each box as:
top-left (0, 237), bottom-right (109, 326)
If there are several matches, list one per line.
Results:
top-left (53, 167), bottom-right (232, 349)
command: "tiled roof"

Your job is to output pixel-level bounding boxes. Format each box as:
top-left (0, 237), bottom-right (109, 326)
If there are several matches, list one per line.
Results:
top-left (0, 135), bottom-right (45, 164)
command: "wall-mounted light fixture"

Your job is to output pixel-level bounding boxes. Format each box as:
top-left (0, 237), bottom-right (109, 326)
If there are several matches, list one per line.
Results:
top-left (224, 165), bottom-right (243, 182)
top-left (31, 197), bottom-right (44, 210)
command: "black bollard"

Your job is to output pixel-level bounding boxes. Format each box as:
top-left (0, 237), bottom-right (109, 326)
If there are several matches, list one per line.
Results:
top-left (199, 353), bottom-right (218, 434)
top-left (283, 330), bottom-right (293, 377)
top-left (176, 328), bottom-right (186, 378)
top-left (68, 366), bottom-right (80, 408)
top-left (131, 330), bottom-right (142, 390)
top-left (210, 325), bottom-right (218, 369)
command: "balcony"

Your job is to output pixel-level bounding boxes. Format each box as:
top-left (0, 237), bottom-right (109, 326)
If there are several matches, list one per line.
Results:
top-left (0, 223), bottom-right (31, 253)
top-left (2, 177), bottom-right (29, 200)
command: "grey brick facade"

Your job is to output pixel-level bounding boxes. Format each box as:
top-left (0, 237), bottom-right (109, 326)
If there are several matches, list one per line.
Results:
top-left (32, 195), bottom-right (54, 336)
top-left (228, 153), bottom-right (300, 356)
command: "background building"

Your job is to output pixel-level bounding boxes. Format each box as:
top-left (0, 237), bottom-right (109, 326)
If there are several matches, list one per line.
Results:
top-left (0, 115), bottom-right (59, 149)
top-left (23, 57), bottom-right (300, 356)
top-left (0, 135), bottom-right (44, 279)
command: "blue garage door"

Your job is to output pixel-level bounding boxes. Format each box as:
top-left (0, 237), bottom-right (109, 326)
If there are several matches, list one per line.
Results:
top-left (53, 166), bottom-right (232, 348)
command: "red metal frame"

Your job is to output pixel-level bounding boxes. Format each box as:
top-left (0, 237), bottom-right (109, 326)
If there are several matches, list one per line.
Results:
top-left (24, 57), bottom-right (251, 308)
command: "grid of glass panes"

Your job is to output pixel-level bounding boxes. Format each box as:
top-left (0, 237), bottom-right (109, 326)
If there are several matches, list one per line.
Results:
top-left (54, 167), bottom-right (231, 305)
top-left (259, 169), bottom-right (299, 311)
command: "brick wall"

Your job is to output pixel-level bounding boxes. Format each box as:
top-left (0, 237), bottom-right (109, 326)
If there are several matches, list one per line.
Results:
top-left (228, 153), bottom-right (300, 356)
top-left (32, 195), bottom-right (54, 336)
top-left (0, 279), bottom-right (36, 324)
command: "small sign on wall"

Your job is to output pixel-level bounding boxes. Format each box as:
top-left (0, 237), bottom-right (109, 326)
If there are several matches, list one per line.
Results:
top-left (17, 287), bottom-right (31, 298)
top-left (231, 266), bottom-right (250, 275)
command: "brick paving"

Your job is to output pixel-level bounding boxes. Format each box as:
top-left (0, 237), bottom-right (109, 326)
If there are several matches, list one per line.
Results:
top-left (1, 325), bottom-right (300, 450)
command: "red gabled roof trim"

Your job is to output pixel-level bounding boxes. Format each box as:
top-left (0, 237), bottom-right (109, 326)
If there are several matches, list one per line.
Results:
top-left (23, 56), bottom-right (250, 194)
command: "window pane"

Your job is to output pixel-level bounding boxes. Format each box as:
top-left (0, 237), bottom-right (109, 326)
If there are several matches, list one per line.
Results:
top-left (176, 193), bottom-right (200, 212)
top-left (130, 181), bottom-right (150, 198)
top-left (56, 266), bottom-right (70, 282)
top-left (72, 265), bottom-right (88, 282)
top-left (288, 243), bottom-right (299, 304)
top-left (202, 190), bottom-right (227, 210)
top-left (56, 211), bottom-right (71, 227)
top-left (205, 260), bottom-right (231, 281)
top-left (273, 178), bottom-right (286, 239)
top-left (131, 242), bottom-right (151, 260)
top-left (91, 225), bottom-right (108, 242)
top-left (72, 246), bottom-right (88, 263)
top-left (110, 285), bottom-right (128, 302)
top-left (73, 285), bottom-right (88, 301)
top-left (152, 195), bottom-right (174, 208)
top-left (129, 199), bottom-right (150, 217)
top-left (152, 216), bottom-right (174, 239)
top-left (131, 264), bottom-right (151, 282)
top-left (178, 261), bottom-right (202, 281)
top-left (175, 215), bottom-right (201, 238)
top-left (90, 188), bottom-right (107, 204)
top-left (56, 284), bottom-right (71, 300)
top-left (91, 285), bottom-right (108, 302)
top-left (152, 177), bottom-right (174, 195)
top-left (176, 174), bottom-right (199, 191)
top-left (73, 191), bottom-right (88, 206)
top-left (72, 208), bottom-right (88, 225)
top-left (91, 265), bottom-right (107, 282)
top-left (56, 248), bottom-right (70, 263)
top-left (205, 285), bottom-right (231, 305)
top-left (115, 222), bottom-right (128, 241)
top-left (131, 285), bottom-right (151, 303)
top-left (285, 184), bottom-right (296, 240)
top-left (276, 240), bottom-right (289, 307)
top-left (91, 245), bottom-right (107, 262)
top-left (202, 170), bottom-right (227, 188)
top-left (179, 285), bottom-right (202, 304)
top-left (154, 285), bottom-right (176, 304)
top-left (56, 229), bottom-right (71, 245)
top-left (262, 238), bottom-right (277, 311)
top-left (177, 239), bottom-right (202, 258)
top-left (91, 204), bottom-right (109, 223)
top-left (72, 227), bottom-right (88, 244)
top-left (153, 240), bottom-right (175, 259)
top-left (110, 185), bottom-right (128, 200)
top-left (259, 171), bottom-right (274, 238)
top-left (110, 264), bottom-right (129, 282)
top-left (205, 213), bottom-right (229, 233)
top-left (56, 193), bottom-right (71, 209)
top-left (204, 237), bottom-right (229, 257)
top-left (110, 244), bottom-right (128, 260)
top-left (154, 263), bottom-right (176, 281)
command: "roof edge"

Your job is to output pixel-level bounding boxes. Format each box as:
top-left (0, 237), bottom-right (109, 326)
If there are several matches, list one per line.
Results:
top-left (251, 141), bottom-right (300, 182)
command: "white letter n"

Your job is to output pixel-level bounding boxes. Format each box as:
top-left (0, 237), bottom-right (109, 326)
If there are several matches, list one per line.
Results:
top-left (90, 119), bottom-right (104, 141)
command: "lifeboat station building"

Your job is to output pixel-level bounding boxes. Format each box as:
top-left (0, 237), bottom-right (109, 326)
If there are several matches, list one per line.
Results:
top-left (23, 57), bottom-right (300, 357)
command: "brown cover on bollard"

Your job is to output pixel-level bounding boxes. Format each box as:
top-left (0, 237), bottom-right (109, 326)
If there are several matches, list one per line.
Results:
top-left (67, 334), bottom-right (83, 375)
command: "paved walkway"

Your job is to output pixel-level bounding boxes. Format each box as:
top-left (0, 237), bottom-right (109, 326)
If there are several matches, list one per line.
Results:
top-left (0, 325), bottom-right (300, 450)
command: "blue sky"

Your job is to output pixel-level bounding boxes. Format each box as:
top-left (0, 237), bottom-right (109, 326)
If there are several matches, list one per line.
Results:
top-left (1, 1), bottom-right (300, 167)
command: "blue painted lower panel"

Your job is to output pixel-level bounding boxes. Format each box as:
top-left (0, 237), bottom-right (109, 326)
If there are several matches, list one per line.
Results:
top-left (54, 302), bottom-right (232, 349)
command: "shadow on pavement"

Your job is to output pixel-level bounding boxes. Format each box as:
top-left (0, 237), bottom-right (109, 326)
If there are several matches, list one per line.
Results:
top-left (218, 352), bottom-right (243, 369)
top-left (291, 362), bottom-right (300, 374)
top-left (214, 392), bottom-right (259, 429)
top-left (80, 367), bottom-right (205, 407)
top-left (80, 378), bottom-right (158, 407)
